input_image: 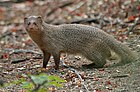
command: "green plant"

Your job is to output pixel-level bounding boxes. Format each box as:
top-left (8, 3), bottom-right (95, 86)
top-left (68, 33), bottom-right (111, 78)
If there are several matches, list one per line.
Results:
top-left (3, 73), bottom-right (66, 92)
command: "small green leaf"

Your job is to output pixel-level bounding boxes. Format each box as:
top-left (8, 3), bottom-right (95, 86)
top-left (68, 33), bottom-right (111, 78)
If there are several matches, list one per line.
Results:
top-left (22, 82), bottom-right (33, 89)
top-left (47, 81), bottom-right (62, 88)
top-left (12, 80), bottom-right (21, 84)
top-left (48, 75), bottom-right (66, 83)
top-left (3, 79), bottom-right (23, 87)
top-left (38, 88), bottom-right (48, 92)
top-left (61, 72), bottom-right (65, 75)
top-left (30, 73), bottom-right (48, 85)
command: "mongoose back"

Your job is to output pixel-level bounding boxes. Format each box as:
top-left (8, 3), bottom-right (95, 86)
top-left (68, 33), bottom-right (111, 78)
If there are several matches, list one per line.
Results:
top-left (24, 16), bottom-right (137, 69)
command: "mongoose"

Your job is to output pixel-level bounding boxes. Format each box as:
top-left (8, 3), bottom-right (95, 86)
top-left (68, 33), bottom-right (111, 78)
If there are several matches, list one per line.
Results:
top-left (24, 16), bottom-right (137, 69)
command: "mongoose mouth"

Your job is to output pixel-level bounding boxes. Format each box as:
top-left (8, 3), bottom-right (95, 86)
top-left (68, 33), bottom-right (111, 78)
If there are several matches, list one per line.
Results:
top-left (29, 28), bottom-right (34, 30)
top-left (28, 28), bottom-right (36, 31)
top-left (28, 28), bottom-right (38, 33)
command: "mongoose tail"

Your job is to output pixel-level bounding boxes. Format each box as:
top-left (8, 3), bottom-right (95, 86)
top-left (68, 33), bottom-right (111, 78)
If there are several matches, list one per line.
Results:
top-left (106, 37), bottom-right (138, 66)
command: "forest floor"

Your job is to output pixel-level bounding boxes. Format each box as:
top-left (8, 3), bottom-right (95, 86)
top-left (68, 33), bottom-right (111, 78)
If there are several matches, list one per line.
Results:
top-left (0, 0), bottom-right (140, 92)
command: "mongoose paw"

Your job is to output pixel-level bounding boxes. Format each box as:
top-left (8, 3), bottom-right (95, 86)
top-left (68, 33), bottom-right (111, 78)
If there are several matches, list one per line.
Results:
top-left (62, 64), bottom-right (69, 68)
top-left (82, 63), bottom-right (105, 69)
top-left (0, 80), bottom-right (4, 86)
top-left (41, 68), bottom-right (50, 72)
top-left (54, 66), bottom-right (59, 70)
top-left (82, 63), bottom-right (96, 69)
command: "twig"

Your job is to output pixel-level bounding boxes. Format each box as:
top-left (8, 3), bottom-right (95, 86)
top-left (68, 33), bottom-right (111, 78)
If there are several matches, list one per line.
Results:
top-left (71, 18), bottom-right (99, 24)
top-left (61, 60), bottom-right (89, 92)
top-left (4, 48), bottom-right (42, 55)
top-left (0, 80), bottom-right (4, 86)
top-left (52, 17), bottom-right (100, 25)
top-left (0, 31), bottom-right (12, 40)
top-left (11, 56), bottom-right (43, 64)
top-left (127, 18), bottom-right (139, 36)
top-left (54, 16), bottom-right (111, 25)
top-left (47, 1), bottom-right (74, 16)
top-left (70, 1), bottom-right (86, 13)
top-left (111, 74), bottom-right (130, 78)
top-left (30, 76), bottom-right (48, 92)
top-left (70, 68), bottom-right (89, 92)
top-left (11, 58), bottom-right (30, 63)
top-left (32, 80), bottom-right (48, 92)
top-left (4, 49), bottom-right (42, 63)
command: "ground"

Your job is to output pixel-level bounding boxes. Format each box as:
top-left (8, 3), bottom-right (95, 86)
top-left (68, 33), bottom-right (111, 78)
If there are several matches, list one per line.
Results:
top-left (0, 0), bottom-right (140, 92)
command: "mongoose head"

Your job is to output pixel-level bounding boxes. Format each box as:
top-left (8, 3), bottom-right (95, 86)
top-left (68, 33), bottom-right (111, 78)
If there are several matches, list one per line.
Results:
top-left (24, 16), bottom-right (43, 33)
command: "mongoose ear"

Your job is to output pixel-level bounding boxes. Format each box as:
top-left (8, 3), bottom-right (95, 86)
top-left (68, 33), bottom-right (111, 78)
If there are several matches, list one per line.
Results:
top-left (37, 16), bottom-right (42, 23)
top-left (24, 17), bottom-right (28, 26)
top-left (24, 17), bottom-right (28, 22)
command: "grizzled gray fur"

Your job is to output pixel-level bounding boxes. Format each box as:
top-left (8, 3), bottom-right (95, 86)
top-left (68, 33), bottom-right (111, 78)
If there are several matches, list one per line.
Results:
top-left (24, 16), bottom-right (137, 69)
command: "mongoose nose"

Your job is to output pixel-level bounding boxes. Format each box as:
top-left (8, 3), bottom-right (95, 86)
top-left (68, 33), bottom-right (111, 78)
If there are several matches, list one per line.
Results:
top-left (29, 26), bottom-right (34, 30)
top-left (29, 24), bottom-right (35, 30)
top-left (30, 28), bottom-right (33, 30)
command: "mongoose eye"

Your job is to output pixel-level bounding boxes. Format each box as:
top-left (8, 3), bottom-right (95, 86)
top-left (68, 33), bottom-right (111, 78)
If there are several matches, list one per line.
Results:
top-left (33, 22), bottom-right (37, 25)
top-left (28, 22), bottom-right (31, 25)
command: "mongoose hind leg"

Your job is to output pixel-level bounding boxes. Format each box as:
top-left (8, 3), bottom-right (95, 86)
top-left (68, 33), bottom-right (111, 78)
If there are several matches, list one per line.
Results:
top-left (83, 39), bottom-right (111, 68)
top-left (85, 50), bottom-right (106, 68)
top-left (52, 53), bottom-right (61, 70)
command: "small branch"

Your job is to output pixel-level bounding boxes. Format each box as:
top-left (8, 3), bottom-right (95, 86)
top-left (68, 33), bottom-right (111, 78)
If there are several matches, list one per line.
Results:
top-left (54, 16), bottom-right (111, 25)
top-left (69, 1), bottom-right (86, 14)
top-left (53, 17), bottom-right (100, 25)
top-left (71, 18), bottom-right (99, 24)
top-left (4, 48), bottom-right (42, 55)
top-left (30, 76), bottom-right (48, 92)
top-left (4, 49), bottom-right (42, 64)
top-left (32, 80), bottom-right (48, 92)
top-left (70, 68), bottom-right (89, 92)
top-left (61, 60), bottom-right (89, 92)
top-left (11, 56), bottom-right (43, 64)
top-left (127, 18), bottom-right (139, 36)
top-left (47, 1), bottom-right (74, 16)
top-left (0, 80), bottom-right (4, 86)
top-left (11, 58), bottom-right (30, 64)
top-left (111, 74), bottom-right (130, 78)
top-left (0, 31), bottom-right (12, 40)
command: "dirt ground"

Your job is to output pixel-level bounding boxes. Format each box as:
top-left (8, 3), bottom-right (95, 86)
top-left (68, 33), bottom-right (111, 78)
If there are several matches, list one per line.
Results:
top-left (0, 0), bottom-right (140, 92)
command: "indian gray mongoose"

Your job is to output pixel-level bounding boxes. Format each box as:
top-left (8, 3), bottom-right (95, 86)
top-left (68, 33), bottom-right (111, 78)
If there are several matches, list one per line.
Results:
top-left (24, 16), bottom-right (137, 69)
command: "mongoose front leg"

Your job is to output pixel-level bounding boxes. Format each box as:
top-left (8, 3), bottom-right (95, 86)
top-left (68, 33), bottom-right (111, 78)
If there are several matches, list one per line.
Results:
top-left (52, 53), bottom-right (60, 70)
top-left (42, 50), bottom-right (51, 68)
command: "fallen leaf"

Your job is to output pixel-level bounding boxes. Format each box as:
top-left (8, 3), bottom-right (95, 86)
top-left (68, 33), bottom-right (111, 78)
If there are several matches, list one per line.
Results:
top-left (128, 15), bottom-right (136, 21)
top-left (106, 80), bottom-right (111, 85)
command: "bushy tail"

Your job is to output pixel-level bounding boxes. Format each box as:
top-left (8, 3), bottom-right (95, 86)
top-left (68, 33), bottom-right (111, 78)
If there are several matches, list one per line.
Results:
top-left (107, 38), bottom-right (138, 65)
